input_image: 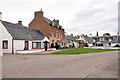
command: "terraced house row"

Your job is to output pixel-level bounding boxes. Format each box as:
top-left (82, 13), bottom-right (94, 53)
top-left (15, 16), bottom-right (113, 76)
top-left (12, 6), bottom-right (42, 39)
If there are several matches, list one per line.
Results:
top-left (0, 10), bottom-right (75, 54)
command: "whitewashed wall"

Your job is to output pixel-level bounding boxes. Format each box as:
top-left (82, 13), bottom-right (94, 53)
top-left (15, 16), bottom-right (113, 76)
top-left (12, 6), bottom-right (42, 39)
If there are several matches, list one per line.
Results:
top-left (111, 43), bottom-right (119, 47)
top-left (13, 40), bottom-right (32, 53)
top-left (88, 43), bottom-right (92, 47)
top-left (73, 42), bottom-right (79, 48)
top-left (0, 21), bottom-right (13, 53)
top-left (0, 21), bottom-right (2, 54)
top-left (41, 42), bottom-right (44, 48)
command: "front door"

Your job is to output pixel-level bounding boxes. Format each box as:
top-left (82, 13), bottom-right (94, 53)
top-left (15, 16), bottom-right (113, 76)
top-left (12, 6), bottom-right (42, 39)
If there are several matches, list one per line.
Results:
top-left (25, 41), bottom-right (29, 50)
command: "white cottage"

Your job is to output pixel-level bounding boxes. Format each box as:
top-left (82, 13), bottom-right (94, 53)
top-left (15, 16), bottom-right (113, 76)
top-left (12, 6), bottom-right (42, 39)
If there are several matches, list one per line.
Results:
top-left (0, 15), bottom-right (50, 54)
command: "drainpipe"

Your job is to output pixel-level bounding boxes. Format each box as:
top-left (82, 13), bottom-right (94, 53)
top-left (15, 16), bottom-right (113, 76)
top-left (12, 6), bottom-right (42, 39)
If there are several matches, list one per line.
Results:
top-left (12, 38), bottom-right (14, 54)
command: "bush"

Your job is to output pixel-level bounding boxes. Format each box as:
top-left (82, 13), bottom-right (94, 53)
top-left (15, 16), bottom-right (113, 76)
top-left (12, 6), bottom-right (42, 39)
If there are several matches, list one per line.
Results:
top-left (58, 47), bottom-right (69, 50)
top-left (114, 44), bottom-right (120, 47)
top-left (85, 43), bottom-right (89, 47)
top-left (51, 43), bottom-right (54, 48)
top-left (55, 43), bottom-right (60, 49)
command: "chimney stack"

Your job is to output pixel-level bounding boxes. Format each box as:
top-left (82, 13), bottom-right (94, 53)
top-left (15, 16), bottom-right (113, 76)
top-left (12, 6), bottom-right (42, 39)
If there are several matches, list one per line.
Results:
top-left (18, 21), bottom-right (22, 26)
top-left (35, 9), bottom-right (43, 18)
top-left (53, 19), bottom-right (59, 25)
top-left (0, 12), bottom-right (2, 21)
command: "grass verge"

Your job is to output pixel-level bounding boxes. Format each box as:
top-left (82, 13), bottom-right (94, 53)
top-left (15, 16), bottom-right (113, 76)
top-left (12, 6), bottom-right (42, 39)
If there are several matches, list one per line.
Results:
top-left (27, 48), bottom-right (119, 55)
top-left (50, 48), bottom-right (119, 55)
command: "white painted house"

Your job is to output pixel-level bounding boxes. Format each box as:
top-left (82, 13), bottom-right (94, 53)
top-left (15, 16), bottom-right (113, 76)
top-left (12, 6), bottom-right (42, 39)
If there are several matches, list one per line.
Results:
top-left (0, 12), bottom-right (3, 56)
top-left (0, 13), bottom-right (50, 54)
top-left (88, 35), bottom-right (120, 47)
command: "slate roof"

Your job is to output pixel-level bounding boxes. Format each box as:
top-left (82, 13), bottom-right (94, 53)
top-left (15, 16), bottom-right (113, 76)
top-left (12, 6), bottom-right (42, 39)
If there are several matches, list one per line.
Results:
top-left (88, 36), bottom-right (120, 43)
top-left (2, 21), bottom-right (45, 40)
top-left (43, 17), bottom-right (63, 30)
top-left (64, 35), bottom-right (76, 42)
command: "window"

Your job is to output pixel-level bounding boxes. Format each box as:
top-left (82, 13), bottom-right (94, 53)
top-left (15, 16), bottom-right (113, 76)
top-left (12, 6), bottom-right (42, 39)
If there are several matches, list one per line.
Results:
top-left (52, 29), bottom-right (54, 37)
top-left (64, 43), bottom-right (66, 47)
top-left (3, 40), bottom-right (8, 49)
top-left (103, 37), bottom-right (104, 41)
top-left (99, 38), bottom-right (102, 41)
top-left (32, 42), bottom-right (41, 49)
top-left (93, 39), bottom-right (96, 42)
top-left (57, 40), bottom-right (60, 45)
top-left (52, 31), bottom-right (54, 37)
top-left (61, 42), bottom-right (63, 46)
top-left (61, 33), bottom-right (63, 38)
top-left (52, 40), bottom-right (54, 44)
top-left (59, 33), bottom-right (60, 38)
top-left (109, 39), bottom-right (112, 41)
top-left (32, 42), bottom-right (36, 49)
top-left (36, 42), bottom-right (41, 48)
top-left (56, 31), bottom-right (58, 38)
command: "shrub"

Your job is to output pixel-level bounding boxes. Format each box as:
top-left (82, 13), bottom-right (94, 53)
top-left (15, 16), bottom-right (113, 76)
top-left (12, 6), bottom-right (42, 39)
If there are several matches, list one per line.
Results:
top-left (114, 44), bottom-right (120, 47)
top-left (55, 43), bottom-right (60, 49)
top-left (85, 43), bottom-right (89, 47)
top-left (51, 43), bottom-right (54, 48)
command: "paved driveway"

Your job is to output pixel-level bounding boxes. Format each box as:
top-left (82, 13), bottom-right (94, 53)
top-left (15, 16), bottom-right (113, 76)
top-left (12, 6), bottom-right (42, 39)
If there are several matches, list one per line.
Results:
top-left (2, 51), bottom-right (118, 78)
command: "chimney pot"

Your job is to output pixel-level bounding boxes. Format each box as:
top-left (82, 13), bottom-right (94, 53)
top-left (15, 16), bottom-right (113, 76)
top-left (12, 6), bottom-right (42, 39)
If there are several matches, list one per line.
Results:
top-left (34, 9), bottom-right (43, 18)
top-left (18, 21), bottom-right (22, 26)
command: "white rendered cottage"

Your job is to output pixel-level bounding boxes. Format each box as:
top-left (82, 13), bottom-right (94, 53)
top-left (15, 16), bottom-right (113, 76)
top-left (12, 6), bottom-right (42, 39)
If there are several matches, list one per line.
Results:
top-left (0, 19), bottom-right (50, 54)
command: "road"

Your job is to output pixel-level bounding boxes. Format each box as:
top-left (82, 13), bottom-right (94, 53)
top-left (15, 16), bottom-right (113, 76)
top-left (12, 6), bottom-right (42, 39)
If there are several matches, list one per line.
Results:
top-left (0, 56), bottom-right (2, 80)
top-left (2, 51), bottom-right (118, 78)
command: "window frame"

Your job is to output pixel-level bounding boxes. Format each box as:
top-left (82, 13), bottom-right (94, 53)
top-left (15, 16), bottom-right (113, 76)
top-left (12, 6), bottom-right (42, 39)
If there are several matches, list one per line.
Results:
top-left (3, 40), bottom-right (8, 49)
top-left (32, 42), bottom-right (41, 49)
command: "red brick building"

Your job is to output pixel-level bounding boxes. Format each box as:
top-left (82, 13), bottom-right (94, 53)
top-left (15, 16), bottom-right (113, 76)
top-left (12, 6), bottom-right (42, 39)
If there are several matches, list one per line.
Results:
top-left (29, 9), bottom-right (66, 47)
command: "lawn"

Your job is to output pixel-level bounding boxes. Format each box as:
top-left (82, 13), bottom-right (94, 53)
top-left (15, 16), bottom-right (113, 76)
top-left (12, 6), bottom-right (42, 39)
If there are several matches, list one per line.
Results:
top-left (50, 48), bottom-right (119, 55)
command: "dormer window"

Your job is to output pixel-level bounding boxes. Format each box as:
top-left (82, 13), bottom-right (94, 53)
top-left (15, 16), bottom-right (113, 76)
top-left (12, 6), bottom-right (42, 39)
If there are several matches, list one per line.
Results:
top-left (54, 23), bottom-right (57, 27)
top-left (49, 22), bottom-right (52, 26)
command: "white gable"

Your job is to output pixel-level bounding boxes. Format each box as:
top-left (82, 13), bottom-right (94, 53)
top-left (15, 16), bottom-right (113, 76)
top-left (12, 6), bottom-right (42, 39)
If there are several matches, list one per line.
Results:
top-left (41, 37), bottom-right (50, 42)
top-left (0, 21), bottom-right (13, 53)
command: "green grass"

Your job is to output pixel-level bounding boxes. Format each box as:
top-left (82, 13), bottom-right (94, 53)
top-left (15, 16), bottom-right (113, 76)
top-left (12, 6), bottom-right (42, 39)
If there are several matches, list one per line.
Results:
top-left (50, 48), bottom-right (119, 55)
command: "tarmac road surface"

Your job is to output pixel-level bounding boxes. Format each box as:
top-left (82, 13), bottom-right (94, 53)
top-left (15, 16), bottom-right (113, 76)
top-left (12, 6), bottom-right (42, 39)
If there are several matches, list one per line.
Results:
top-left (2, 51), bottom-right (118, 78)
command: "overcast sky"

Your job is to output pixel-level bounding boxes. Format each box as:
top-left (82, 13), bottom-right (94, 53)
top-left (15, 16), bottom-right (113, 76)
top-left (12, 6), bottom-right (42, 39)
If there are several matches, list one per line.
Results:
top-left (0, 0), bottom-right (119, 36)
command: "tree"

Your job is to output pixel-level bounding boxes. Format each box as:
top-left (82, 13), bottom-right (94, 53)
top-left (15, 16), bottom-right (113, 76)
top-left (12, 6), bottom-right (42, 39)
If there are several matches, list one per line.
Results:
top-left (103, 33), bottom-right (110, 36)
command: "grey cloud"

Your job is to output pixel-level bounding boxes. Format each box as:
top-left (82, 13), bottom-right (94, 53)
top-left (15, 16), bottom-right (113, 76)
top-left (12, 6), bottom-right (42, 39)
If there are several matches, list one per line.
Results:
top-left (70, 8), bottom-right (105, 23)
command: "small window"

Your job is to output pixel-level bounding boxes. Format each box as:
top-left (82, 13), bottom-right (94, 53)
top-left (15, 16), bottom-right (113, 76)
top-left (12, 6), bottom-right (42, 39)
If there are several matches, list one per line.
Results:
top-left (52, 30), bottom-right (54, 37)
top-left (52, 40), bottom-right (54, 44)
top-left (64, 43), bottom-right (66, 47)
top-left (32, 42), bottom-right (36, 49)
top-left (32, 42), bottom-right (41, 49)
top-left (36, 42), bottom-right (41, 48)
top-left (56, 31), bottom-right (58, 38)
top-left (61, 42), bottom-right (63, 46)
top-left (59, 33), bottom-right (60, 38)
top-left (3, 40), bottom-right (8, 49)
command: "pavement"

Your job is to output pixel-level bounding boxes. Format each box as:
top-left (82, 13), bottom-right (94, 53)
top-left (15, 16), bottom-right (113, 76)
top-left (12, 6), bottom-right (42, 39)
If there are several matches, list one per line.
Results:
top-left (0, 57), bottom-right (2, 80)
top-left (2, 51), bottom-right (119, 78)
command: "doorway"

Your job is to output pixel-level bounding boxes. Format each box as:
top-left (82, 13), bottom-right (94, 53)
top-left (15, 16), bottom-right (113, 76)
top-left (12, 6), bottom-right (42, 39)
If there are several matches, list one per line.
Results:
top-left (25, 41), bottom-right (29, 50)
